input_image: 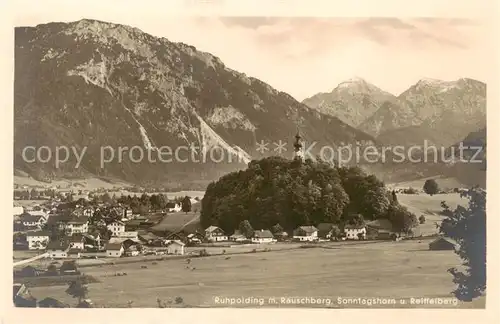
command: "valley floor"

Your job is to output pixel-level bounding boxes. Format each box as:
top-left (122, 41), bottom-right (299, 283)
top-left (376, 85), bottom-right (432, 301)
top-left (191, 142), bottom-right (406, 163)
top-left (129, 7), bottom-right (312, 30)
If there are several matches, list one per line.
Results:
top-left (28, 239), bottom-right (485, 308)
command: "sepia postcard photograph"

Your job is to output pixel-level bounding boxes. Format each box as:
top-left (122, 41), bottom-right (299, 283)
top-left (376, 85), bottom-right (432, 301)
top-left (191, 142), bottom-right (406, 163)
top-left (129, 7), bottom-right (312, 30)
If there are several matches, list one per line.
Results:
top-left (1, 0), bottom-right (497, 321)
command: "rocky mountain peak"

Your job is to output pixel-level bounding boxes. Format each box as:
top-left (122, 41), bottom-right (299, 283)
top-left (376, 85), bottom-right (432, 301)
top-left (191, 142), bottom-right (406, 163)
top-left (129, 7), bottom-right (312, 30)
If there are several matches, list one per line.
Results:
top-left (333, 77), bottom-right (384, 94)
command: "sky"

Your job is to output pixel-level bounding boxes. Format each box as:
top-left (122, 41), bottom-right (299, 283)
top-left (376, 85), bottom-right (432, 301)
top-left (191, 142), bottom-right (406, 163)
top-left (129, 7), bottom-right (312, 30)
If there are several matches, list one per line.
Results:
top-left (9, 0), bottom-right (492, 101)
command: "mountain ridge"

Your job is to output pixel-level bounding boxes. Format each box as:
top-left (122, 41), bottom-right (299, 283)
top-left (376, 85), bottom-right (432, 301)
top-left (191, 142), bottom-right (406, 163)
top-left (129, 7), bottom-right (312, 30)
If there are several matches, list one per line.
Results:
top-left (14, 19), bottom-right (378, 187)
top-left (303, 77), bottom-right (486, 148)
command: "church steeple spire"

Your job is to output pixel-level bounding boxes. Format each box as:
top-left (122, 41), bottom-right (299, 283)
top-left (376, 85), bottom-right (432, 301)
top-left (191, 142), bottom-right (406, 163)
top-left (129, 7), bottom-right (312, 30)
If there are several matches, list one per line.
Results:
top-left (293, 131), bottom-right (304, 161)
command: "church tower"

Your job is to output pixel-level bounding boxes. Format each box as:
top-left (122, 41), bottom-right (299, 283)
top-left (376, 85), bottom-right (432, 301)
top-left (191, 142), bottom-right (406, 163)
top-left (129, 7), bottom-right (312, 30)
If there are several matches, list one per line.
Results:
top-left (293, 131), bottom-right (304, 161)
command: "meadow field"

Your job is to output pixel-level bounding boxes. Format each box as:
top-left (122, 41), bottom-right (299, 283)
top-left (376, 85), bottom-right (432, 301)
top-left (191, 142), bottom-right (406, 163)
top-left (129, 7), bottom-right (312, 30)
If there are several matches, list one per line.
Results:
top-left (398, 192), bottom-right (468, 236)
top-left (28, 239), bottom-right (484, 309)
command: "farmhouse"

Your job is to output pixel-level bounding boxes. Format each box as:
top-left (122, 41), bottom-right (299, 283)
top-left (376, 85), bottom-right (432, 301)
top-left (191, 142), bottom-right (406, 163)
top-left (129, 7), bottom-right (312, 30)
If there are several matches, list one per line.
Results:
top-left (105, 243), bottom-right (124, 257)
top-left (17, 265), bottom-right (42, 277)
top-left (109, 236), bottom-right (142, 251)
top-left (344, 225), bottom-right (366, 240)
top-left (46, 241), bottom-right (70, 259)
top-left (166, 240), bottom-right (185, 255)
top-left (273, 230), bottom-right (289, 241)
top-left (317, 223), bottom-right (339, 240)
top-left (252, 230), bottom-right (275, 244)
top-left (205, 226), bottom-right (227, 242)
top-left (366, 219), bottom-right (394, 240)
top-left (107, 220), bottom-right (126, 236)
top-left (230, 230), bottom-right (247, 242)
top-left (187, 232), bottom-right (204, 244)
top-left (429, 237), bottom-right (457, 251)
top-left (26, 231), bottom-right (50, 250)
top-left (166, 232), bottom-right (186, 242)
top-left (293, 226), bottom-right (318, 241)
top-left (125, 244), bottom-right (140, 256)
top-left (138, 232), bottom-right (161, 245)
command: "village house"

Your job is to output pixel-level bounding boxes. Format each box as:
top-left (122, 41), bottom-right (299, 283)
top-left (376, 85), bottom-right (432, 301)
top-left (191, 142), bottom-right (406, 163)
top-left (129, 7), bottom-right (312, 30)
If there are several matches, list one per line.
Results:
top-left (344, 224), bottom-right (366, 240)
top-left (365, 219), bottom-right (394, 240)
top-left (105, 243), bottom-right (124, 257)
top-left (273, 230), bottom-right (289, 241)
top-left (138, 231), bottom-right (161, 246)
top-left (46, 241), bottom-right (70, 259)
top-left (124, 244), bottom-right (140, 256)
top-left (252, 229), bottom-right (275, 244)
top-left (293, 226), bottom-right (319, 242)
top-left (205, 226), bottom-right (227, 242)
top-left (123, 208), bottom-right (133, 219)
top-left (83, 232), bottom-right (103, 250)
top-left (166, 232), bottom-right (186, 242)
top-left (107, 220), bottom-right (126, 236)
top-left (108, 237), bottom-right (141, 250)
top-left (19, 213), bottom-right (46, 228)
top-left (26, 231), bottom-right (50, 250)
top-left (186, 232), bottom-right (204, 244)
top-left (66, 216), bottom-right (89, 235)
top-left (67, 234), bottom-right (85, 250)
top-left (317, 223), bottom-right (340, 240)
top-left (166, 202), bottom-right (182, 213)
top-left (230, 230), bottom-right (247, 242)
top-left (166, 240), bottom-right (185, 255)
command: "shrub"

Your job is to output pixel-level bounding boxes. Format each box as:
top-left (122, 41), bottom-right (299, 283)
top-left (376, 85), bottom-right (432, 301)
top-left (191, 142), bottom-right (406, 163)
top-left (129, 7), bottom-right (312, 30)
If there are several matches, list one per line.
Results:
top-left (199, 249), bottom-right (209, 257)
top-left (403, 187), bottom-right (418, 194)
top-left (419, 215), bottom-right (426, 224)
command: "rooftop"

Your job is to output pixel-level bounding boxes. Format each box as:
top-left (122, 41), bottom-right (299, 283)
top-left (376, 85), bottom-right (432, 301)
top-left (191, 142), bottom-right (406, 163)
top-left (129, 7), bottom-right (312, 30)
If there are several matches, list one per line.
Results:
top-left (253, 229), bottom-right (274, 239)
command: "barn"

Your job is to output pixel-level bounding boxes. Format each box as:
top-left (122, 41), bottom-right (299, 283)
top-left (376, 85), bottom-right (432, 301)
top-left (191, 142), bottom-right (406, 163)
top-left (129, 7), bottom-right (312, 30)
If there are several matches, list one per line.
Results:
top-left (429, 237), bottom-right (457, 251)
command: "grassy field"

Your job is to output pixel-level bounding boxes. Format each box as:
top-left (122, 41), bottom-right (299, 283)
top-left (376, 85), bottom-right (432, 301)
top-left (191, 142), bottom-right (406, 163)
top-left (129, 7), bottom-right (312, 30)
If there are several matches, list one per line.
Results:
top-left (14, 174), bottom-right (131, 190)
top-left (28, 239), bottom-right (484, 308)
top-left (397, 193), bottom-right (468, 236)
top-left (151, 210), bottom-right (201, 232)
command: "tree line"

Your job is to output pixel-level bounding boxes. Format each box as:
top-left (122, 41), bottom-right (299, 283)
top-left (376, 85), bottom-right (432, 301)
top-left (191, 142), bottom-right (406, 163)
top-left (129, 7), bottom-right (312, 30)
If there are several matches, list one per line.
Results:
top-left (201, 157), bottom-right (417, 234)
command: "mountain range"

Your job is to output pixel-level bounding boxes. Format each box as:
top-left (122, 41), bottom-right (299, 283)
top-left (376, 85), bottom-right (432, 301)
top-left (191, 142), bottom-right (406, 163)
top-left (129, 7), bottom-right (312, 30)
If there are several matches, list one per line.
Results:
top-left (303, 77), bottom-right (486, 149)
top-left (14, 19), bottom-right (377, 188)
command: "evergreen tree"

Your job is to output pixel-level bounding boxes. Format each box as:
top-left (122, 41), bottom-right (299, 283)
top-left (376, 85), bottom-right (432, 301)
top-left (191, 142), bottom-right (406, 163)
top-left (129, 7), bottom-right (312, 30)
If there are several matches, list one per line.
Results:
top-left (181, 196), bottom-right (192, 213)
